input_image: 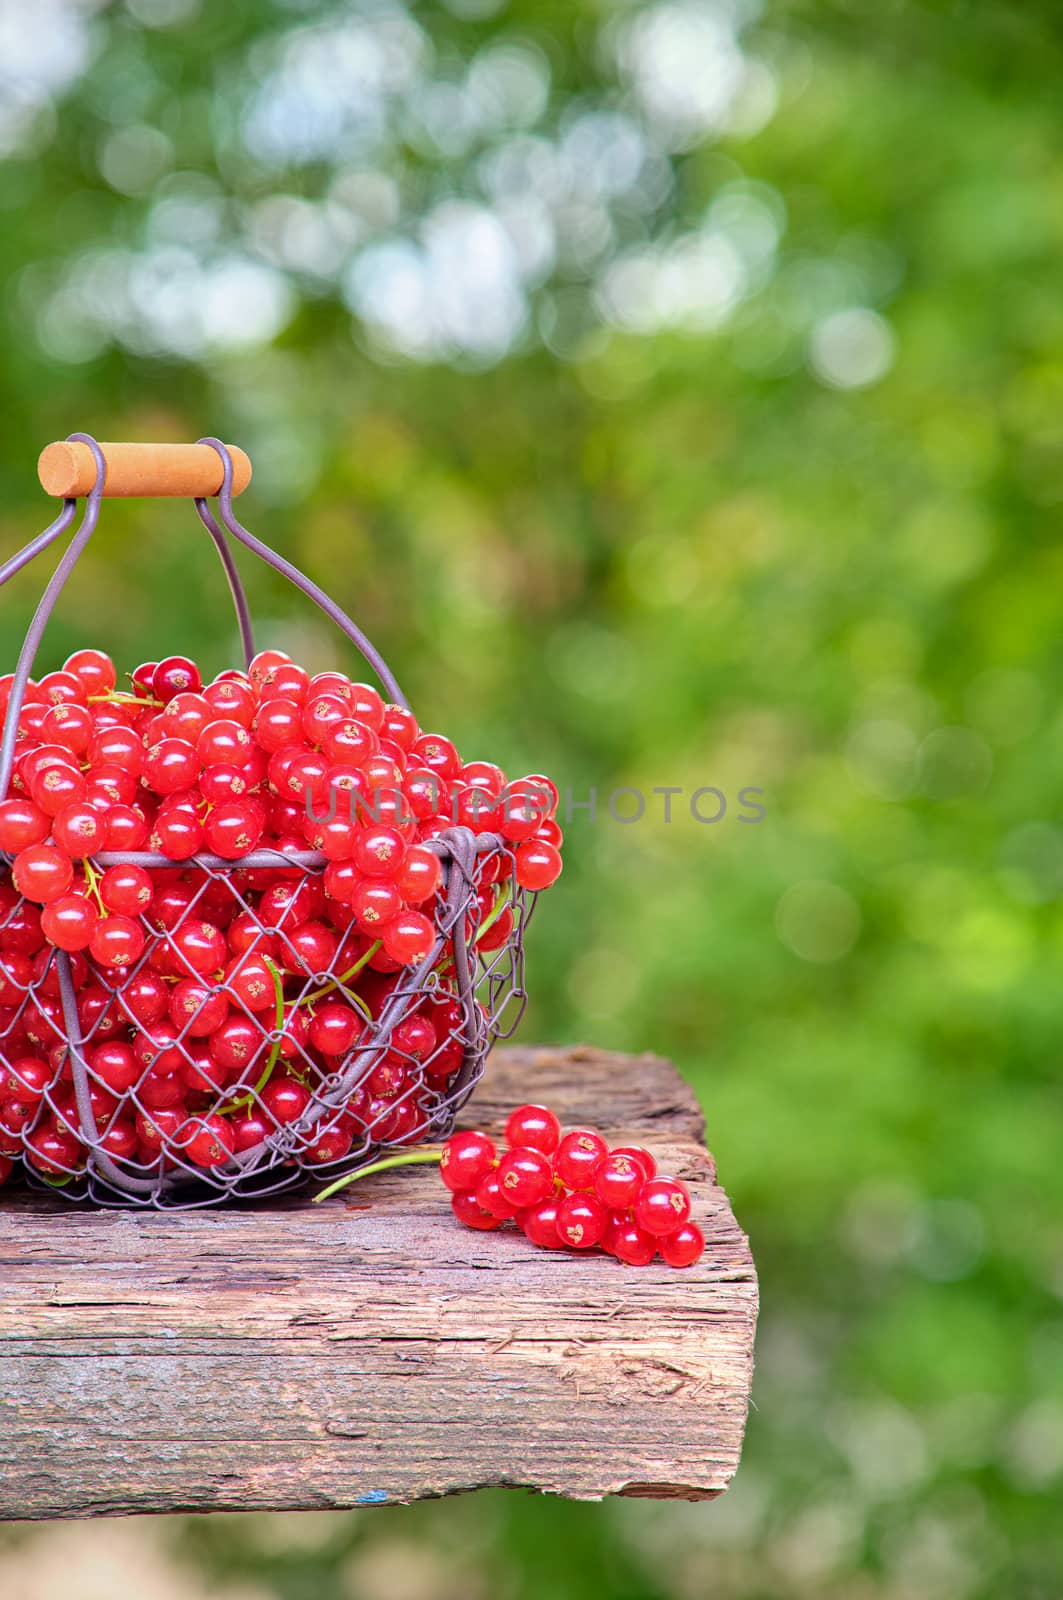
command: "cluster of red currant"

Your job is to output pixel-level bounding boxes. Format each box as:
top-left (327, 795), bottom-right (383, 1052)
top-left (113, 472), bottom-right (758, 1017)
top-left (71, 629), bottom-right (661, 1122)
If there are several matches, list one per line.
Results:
top-left (0, 647), bottom-right (562, 1185)
top-left (439, 1104), bottom-right (705, 1267)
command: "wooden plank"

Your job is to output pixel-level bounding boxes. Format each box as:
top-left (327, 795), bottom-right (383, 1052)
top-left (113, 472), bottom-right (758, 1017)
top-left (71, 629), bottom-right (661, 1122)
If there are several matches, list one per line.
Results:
top-left (0, 1046), bottom-right (757, 1519)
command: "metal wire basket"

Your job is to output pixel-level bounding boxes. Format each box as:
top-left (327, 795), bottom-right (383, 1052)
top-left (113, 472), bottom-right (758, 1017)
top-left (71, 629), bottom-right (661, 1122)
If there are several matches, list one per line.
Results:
top-left (0, 434), bottom-right (539, 1208)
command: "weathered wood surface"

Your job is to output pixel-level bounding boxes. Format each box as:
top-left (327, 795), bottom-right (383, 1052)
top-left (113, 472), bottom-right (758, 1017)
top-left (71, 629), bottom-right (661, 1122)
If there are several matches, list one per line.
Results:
top-left (0, 1045), bottom-right (757, 1519)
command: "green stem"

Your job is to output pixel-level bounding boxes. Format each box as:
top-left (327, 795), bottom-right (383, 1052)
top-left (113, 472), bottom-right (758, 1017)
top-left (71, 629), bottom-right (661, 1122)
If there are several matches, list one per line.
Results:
top-left (313, 1148), bottom-right (443, 1204)
top-left (90, 691), bottom-right (163, 708)
top-left (301, 941), bottom-right (381, 1007)
top-left (222, 958), bottom-right (286, 1116)
top-left (81, 858), bottom-right (105, 916)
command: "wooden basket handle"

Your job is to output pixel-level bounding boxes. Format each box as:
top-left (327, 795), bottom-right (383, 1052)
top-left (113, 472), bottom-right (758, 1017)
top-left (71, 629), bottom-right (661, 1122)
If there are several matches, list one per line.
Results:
top-left (38, 440), bottom-right (252, 498)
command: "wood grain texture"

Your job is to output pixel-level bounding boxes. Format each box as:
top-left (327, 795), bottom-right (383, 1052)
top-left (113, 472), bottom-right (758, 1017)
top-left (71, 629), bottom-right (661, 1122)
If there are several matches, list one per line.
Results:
top-left (0, 1045), bottom-right (757, 1519)
top-left (37, 441), bottom-right (252, 499)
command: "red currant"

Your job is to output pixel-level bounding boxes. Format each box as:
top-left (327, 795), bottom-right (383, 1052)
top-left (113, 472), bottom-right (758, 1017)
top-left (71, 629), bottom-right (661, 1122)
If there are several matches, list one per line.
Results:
top-left (451, 1188), bottom-right (501, 1230)
top-left (89, 915), bottom-right (145, 968)
top-left (554, 1128), bottom-right (608, 1191)
top-left (658, 1221), bottom-right (705, 1268)
top-left (504, 1103), bottom-right (561, 1155)
top-left (556, 1191), bottom-right (608, 1249)
top-left (594, 1152), bottom-right (645, 1210)
top-left (382, 911), bottom-right (434, 966)
top-left (12, 844), bottom-right (74, 904)
top-left (440, 1129), bottom-right (496, 1193)
top-left (182, 1114), bottom-right (236, 1168)
top-left (633, 1177), bottom-right (692, 1237)
top-left (41, 893), bottom-right (99, 952)
top-left (514, 839), bottom-right (562, 891)
top-left (496, 1146), bottom-right (553, 1207)
top-left (520, 1196), bottom-right (565, 1249)
top-left (152, 656), bottom-right (202, 702)
top-left (609, 1221), bottom-right (657, 1266)
top-left (0, 797), bottom-right (50, 852)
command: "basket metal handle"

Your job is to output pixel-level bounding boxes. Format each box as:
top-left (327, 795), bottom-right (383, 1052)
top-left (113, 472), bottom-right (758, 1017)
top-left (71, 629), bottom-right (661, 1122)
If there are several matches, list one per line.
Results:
top-left (0, 432), bottom-right (408, 803)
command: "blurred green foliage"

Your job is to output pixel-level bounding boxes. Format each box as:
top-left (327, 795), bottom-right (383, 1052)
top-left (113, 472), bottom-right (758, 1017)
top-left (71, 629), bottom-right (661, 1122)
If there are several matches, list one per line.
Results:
top-left (2, 0), bottom-right (1063, 1595)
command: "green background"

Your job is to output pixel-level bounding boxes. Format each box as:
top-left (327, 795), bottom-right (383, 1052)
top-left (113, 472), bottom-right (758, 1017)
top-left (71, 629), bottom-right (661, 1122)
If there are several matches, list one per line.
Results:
top-left (2, 1), bottom-right (1062, 1594)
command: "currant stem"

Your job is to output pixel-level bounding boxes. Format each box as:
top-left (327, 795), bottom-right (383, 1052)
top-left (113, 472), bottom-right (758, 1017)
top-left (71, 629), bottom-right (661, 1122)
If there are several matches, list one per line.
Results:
top-left (81, 858), bottom-right (106, 916)
top-left (302, 941), bottom-right (382, 1006)
top-left (312, 1147), bottom-right (443, 1204)
top-left (222, 957), bottom-right (285, 1116)
top-left (89, 691), bottom-right (164, 708)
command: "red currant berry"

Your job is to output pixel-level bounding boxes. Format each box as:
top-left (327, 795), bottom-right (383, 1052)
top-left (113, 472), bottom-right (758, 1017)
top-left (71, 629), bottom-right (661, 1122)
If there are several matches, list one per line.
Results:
top-left (199, 762), bottom-right (249, 804)
top-left (0, 797), bottom-right (50, 852)
top-left (556, 1191), bottom-right (608, 1249)
top-left (103, 805), bottom-right (150, 851)
top-left (41, 893), bottom-right (99, 952)
top-left (31, 763), bottom-right (86, 816)
top-left (504, 1103), bottom-right (561, 1156)
top-left (147, 737), bottom-right (202, 795)
top-left (98, 1120), bottom-right (139, 1162)
top-left (25, 1122), bottom-right (81, 1175)
top-left (89, 915), bottom-right (145, 968)
top-left (472, 1169), bottom-right (520, 1218)
top-left (99, 864), bottom-right (153, 917)
top-left (633, 1177), bottom-right (692, 1237)
top-left (496, 1146), bottom-right (553, 1208)
top-left (205, 677), bottom-right (256, 724)
top-left (394, 845), bottom-right (442, 903)
top-left (13, 844), bottom-right (74, 904)
top-left (163, 692), bottom-right (213, 742)
top-left (182, 1113), bottom-right (236, 1168)
top-left (554, 1128), bottom-right (608, 1191)
top-left (514, 839), bottom-right (562, 891)
top-left (204, 801), bottom-right (263, 859)
top-left (306, 1122), bottom-right (355, 1165)
top-left (230, 1107), bottom-right (271, 1152)
top-left (351, 878), bottom-right (402, 930)
top-left (253, 698), bottom-right (304, 754)
top-left (170, 918), bottom-right (226, 977)
top-left (84, 764), bottom-right (138, 809)
top-left (390, 1013), bottom-right (436, 1061)
top-left (152, 656), bottom-right (202, 703)
top-left (209, 1015), bottom-right (266, 1076)
top-left (611, 1145), bottom-right (657, 1182)
top-left (594, 1152), bottom-right (645, 1210)
top-left (521, 1196), bottom-right (566, 1249)
top-left (382, 911), bottom-right (434, 966)
top-left (151, 810), bottom-right (205, 861)
top-left (49, 802), bottom-right (104, 858)
top-left (658, 1221), bottom-right (705, 1268)
top-left (307, 1002), bottom-right (361, 1057)
top-left (116, 970), bottom-right (168, 1028)
top-left (89, 1040), bottom-right (141, 1093)
top-left (41, 698), bottom-right (93, 753)
top-left (223, 953), bottom-right (277, 1011)
top-left (412, 733), bottom-right (462, 780)
top-left (88, 723), bottom-right (143, 772)
top-left (352, 825), bottom-right (406, 878)
top-left (64, 648), bottom-right (116, 697)
top-left (132, 1104), bottom-right (184, 1148)
top-left (451, 1188), bottom-right (501, 1231)
top-left (381, 703), bottom-right (418, 750)
top-left (170, 978), bottom-right (229, 1037)
top-left (0, 1056), bottom-right (49, 1103)
top-left (261, 1076), bottom-right (312, 1125)
top-left (611, 1220), bottom-right (658, 1266)
top-left (440, 1129), bottom-right (496, 1193)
